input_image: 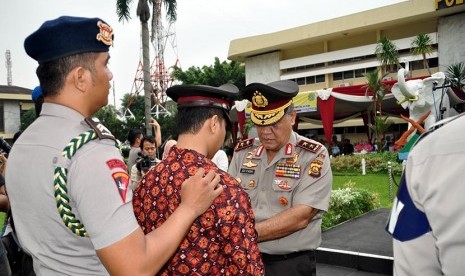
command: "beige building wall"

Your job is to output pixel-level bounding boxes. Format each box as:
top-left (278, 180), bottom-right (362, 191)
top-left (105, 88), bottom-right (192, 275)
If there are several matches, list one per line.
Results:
top-left (229, 0), bottom-right (465, 88)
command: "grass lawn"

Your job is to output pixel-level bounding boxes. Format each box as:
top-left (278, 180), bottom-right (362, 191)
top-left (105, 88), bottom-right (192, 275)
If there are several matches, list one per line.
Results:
top-left (0, 212), bottom-right (4, 232)
top-left (333, 173), bottom-right (400, 208)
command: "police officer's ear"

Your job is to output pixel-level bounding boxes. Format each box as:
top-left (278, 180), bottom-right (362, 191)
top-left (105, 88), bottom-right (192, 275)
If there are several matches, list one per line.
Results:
top-left (288, 109), bottom-right (297, 126)
top-left (72, 66), bottom-right (91, 93)
top-left (208, 115), bottom-right (221, 133)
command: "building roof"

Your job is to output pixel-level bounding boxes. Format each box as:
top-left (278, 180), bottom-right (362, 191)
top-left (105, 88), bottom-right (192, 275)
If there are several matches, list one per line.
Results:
top-left (228, 0), bottom-right (465, 61)
top-left (0, 85), bottom-right (32, 95)
top-left (0, 85), bottom-right (33, 101)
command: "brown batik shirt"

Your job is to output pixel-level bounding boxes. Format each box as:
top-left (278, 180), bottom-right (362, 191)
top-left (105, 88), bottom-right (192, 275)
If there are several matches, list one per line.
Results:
top-left (133, 146), bottom-right (264, 275)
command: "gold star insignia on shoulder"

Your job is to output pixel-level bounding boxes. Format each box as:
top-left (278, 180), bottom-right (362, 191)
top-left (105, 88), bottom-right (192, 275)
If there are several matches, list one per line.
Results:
top-left (235, 138), bottom-right (255, 152)
top-left (297, 140), bottom-right (322, 153)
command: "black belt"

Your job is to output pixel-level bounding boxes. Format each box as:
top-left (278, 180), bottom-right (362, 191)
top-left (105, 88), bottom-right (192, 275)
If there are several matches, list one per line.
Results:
top-left (261, 250), bottom-right (315, 262)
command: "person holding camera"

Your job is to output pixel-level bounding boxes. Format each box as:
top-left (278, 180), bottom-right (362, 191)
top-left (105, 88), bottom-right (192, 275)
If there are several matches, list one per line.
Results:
top-left (130, 136), bottom-right (160, 190)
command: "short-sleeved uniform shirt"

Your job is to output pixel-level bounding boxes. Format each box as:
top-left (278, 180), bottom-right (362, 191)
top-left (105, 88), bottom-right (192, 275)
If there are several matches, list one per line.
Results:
top-left (387, 114), bottom-right (465, 275)
top-left (133, 146), bottom-right (264, 275)
top-left (228, 132), bottom-right (332, 254)
top-left (6, 103), bottom-right (139, 275)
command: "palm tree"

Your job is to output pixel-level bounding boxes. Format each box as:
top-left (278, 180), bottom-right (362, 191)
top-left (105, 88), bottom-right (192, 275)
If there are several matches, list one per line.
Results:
top-left (364, 68), bottom-right (390, 150)
top-left (411, 34), bottom-right (434, 75)
top-left (116, 0), bottom-right (177, 135)
top-left (375, 37), bottom-right (400, 75)
top-left (446, 62), bottom-right (465, 91)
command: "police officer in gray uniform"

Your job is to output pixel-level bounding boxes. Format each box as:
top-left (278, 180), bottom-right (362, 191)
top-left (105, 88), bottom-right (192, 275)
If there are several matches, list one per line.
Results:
top-left (387, 114), bottom-right (465, 275)
top-left (229, 80), bottom-right (332, 276)
top-left (6, 16), bottom-right (222, 275)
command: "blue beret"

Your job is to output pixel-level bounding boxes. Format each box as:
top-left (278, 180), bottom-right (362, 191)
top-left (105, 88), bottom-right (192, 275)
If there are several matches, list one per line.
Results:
top-left (32, 86), bottom-right (42, 102)
top-left (24, 16), bottom-right (114, 63)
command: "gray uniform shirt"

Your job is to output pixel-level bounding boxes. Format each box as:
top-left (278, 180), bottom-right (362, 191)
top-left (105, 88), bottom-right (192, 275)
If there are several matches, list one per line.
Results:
top-left (127, 147), bottom-right (141, 173)
top-left (6, 103), bottom-right (139, 275)
top-left (229, 132), bottom-right (332, 254)
top-left (388, 114), bottom-right (465, 275)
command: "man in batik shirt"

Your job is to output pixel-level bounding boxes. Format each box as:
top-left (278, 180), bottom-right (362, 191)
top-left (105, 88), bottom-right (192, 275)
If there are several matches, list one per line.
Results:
top-left (133, 83), bottom-right (264, 275)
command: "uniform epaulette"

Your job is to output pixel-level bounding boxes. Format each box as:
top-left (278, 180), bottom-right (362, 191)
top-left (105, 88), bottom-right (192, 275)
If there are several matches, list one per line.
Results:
top-left (85, 117), bottom-right (116, 141)
top-left (296, 139), bottom-right (321, 153)
top-left (235, 138), bottom-right (255, 152)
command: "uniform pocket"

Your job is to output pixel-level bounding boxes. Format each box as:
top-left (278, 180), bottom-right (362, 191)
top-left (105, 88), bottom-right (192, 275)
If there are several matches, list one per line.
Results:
top-left (269, 178), bottom-right (297, 211)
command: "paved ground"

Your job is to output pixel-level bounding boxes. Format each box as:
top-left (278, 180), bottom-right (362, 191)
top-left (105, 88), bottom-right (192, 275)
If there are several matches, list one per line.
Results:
top-left (317, 208), bottom-right (393, 275)
top-left (317, 263), bottom-right (391, 276)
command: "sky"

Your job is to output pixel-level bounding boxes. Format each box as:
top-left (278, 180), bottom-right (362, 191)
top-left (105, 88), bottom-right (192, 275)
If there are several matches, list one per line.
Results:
top-left (0, 0), bottom-right (406, 107)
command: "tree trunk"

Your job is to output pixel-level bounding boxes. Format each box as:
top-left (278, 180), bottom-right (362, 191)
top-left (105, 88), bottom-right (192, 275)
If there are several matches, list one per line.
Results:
top-left (141, 21), bottom-right (152, 136)
top-left (423, 53), bottom-right (432, 75)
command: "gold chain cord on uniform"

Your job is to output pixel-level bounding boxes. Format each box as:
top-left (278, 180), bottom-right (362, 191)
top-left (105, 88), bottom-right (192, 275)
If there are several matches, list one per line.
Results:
top-left (53, 130), bottom-right (121, 237)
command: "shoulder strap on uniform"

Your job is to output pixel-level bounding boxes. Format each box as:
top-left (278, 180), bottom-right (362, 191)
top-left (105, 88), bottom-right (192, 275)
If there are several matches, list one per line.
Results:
top-left (84, 117), bottom-right (115, 141)
top-left (296, 139), bottom-right (321, 153)
top-left (235, 138), bottom-right (255, 152)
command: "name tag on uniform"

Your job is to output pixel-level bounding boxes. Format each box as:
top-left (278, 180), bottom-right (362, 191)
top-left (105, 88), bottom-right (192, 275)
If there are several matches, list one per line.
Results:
top-left (240, 168), bottom-right (255, 174)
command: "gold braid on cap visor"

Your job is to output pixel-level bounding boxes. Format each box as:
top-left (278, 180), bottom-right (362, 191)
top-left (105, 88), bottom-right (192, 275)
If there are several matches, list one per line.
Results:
top-left (251, 99), bottom-right (292, 126)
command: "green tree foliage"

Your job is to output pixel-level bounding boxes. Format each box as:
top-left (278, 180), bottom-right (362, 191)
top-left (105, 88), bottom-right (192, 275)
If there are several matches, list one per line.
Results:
top-left (411, 33), bottom-right (434, 75)
top-left (173, 57), bottom-right (245, 98)
top-left (446, 62), bottom-right (465, 91)
top-left (375, 37), bottom-right (400, 74)
top-left (94, 105), bottom-right (131, 142)
top-left (20, 109), bottom-right (37, 131)
top-left (121, 93), bottom-right (146, 119)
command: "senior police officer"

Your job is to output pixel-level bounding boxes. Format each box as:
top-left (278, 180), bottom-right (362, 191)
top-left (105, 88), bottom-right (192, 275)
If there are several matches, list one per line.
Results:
top-left (6, 16), bottom-right (222, 275)
top-left (229, 80), bottom-right (332, 276)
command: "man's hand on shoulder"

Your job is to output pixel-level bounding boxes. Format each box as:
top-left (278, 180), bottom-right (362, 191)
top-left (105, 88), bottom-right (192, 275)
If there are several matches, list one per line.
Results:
top-left (179, 168), bottom-right (222, 218)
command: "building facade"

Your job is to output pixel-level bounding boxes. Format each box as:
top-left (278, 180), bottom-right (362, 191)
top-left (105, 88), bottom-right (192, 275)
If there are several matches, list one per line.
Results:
top-left (0, 85), bottom-right (33, 140)
top-left (228, 0), bottom-right (465, 144)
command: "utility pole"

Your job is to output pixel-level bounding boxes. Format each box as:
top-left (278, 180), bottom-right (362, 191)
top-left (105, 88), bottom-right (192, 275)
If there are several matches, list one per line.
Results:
top-left (5, 50), bottom-right (12, 86)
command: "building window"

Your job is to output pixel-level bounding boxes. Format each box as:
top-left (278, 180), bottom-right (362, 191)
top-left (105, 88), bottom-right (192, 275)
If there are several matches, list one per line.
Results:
top-left (355, 69), bottom-right (365, 78)
top-left (296, 77), bottom-right (305, 85)
top-left (333, 72), bottom-right (343, 81)
top-left (411, 60), bottom-right (424, 70)
top-left (429, 57), bottom-right (438, 68)
top-left (306, 76), bottom-right (315, 84)
top-left (366, 67), bottom-right (377, 73)
top-left (343, 70), bottom-right (354, 79)
top-left (315, 74), bottom-right (325, 83)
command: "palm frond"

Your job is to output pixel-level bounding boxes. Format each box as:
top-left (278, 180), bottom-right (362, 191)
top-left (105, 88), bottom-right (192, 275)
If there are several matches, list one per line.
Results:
top-left (116, 0), bottom-right (133, 22)
top-left (163, 0), bottom-right (177, 22)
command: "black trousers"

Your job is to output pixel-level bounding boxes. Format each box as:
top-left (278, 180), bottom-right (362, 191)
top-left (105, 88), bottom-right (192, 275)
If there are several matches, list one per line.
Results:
top-left (261, 250), bottom-right (316, 276)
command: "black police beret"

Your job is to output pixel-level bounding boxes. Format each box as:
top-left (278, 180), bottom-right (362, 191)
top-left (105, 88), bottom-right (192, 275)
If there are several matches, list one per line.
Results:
top-left (24, 16), bottom-right (114, 63)
top-left (243, 80), bottom-right (299, 126)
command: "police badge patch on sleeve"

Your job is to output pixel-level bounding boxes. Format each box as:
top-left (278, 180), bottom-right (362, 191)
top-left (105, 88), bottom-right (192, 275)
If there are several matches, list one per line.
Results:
top-left (112, 172), bottom-right (130, 203)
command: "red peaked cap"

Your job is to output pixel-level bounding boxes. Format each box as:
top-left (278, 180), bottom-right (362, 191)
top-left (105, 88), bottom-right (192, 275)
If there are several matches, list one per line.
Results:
top-left (167, 83), bottom-right (239, 129)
